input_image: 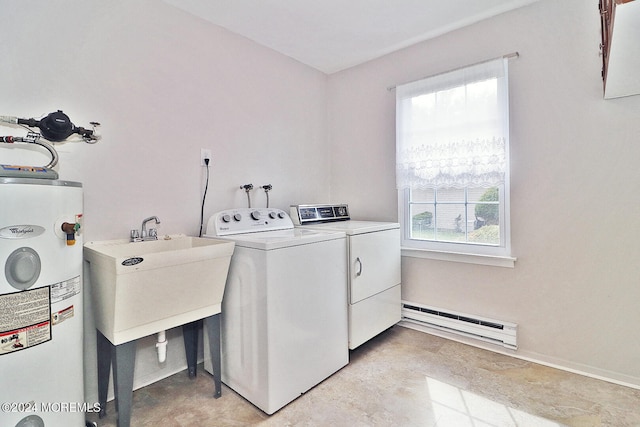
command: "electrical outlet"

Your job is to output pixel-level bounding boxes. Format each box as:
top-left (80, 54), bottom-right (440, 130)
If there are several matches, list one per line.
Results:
top-left (200, 149), bottom-right (212, 166)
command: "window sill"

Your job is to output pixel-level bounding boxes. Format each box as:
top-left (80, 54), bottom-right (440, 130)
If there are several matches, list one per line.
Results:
top-left (401, 247), bottom-right (516, 268)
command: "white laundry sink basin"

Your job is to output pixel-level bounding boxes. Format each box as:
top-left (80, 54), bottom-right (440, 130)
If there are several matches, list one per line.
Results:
top-left (84, 235), bottom-right (234, 345)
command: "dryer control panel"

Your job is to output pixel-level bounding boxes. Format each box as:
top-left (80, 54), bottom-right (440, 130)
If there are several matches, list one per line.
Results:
top-left (290, 204), bottom-right (350, 225)
top-left (206, 208), bottom-right (293, 236)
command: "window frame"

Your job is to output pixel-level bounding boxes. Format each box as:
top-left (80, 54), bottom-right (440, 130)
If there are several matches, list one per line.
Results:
top-left (396, 60), bottom-right (515, 267)
top-left (399, 185), bottom-right (514, 267)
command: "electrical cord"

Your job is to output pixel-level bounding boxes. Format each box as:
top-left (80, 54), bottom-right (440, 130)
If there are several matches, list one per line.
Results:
top-left (199, 158), bottom-right (210, 237)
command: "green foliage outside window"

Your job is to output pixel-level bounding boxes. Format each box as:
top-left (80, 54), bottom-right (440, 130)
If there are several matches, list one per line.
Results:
top-left (412, 211), bottom-right (433, 227)
top-left (474, 187), bottom-right (499, 226)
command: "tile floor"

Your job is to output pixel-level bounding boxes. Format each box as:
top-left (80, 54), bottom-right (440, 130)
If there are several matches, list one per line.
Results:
top-left (85, 325), bottom-right (640, 426)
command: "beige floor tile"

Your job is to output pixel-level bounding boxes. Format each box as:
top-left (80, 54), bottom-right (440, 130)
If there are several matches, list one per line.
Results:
top-left (86, 326), bottom-right (640, 427)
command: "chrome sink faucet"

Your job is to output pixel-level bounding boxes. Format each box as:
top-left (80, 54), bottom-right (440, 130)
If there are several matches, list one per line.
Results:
top-left (131, 216), bottom-right (161, 242)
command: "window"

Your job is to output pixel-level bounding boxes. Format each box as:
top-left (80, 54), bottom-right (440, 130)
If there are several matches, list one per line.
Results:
top-left (396, 58), bottom-right (512, 262)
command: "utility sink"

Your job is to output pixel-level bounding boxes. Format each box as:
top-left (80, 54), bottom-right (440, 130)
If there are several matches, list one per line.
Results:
top-left (84, 235), bottom-right (234, 345)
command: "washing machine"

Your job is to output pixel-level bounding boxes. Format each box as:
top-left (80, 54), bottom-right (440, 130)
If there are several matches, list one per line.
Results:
top-left (202, 208), bottom-right (348, 415)
top-left (291, 204), bottom-right (401, 349)
top-left (0, 177), bottom-right (85, 427)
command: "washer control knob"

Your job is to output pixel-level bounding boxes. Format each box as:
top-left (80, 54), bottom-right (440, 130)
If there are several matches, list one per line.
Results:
top-left (278, 212), bottom-right (286, 219)
top-left (269, 211), bottom-right (277, 219)
top-left (221, 214), bottom-right (231, 223)
top-left (233, 213), bottom-right (242, 222)
top-left (251, 211), bottom-right (261, 220)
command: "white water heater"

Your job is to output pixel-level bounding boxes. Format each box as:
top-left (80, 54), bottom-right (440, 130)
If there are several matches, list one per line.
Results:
top-left (0, 177), bottom-right (85, 427)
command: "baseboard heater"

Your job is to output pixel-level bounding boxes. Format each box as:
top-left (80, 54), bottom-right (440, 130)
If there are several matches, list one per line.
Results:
top-left (401, 301), bottom-right (518, 350)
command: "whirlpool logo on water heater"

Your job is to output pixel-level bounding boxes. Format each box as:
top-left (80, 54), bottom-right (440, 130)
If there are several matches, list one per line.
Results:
top-left (0, 225), bottom-right (46, 239)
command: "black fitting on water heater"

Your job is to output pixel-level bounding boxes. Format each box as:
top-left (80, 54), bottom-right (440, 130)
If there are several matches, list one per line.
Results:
top-left (18, 111), bottom-right (74, 142)
top-left (13, 110), bottom-right (100, 142)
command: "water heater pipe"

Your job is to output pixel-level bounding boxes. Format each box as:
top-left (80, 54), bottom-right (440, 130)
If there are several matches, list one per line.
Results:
top-left (1, 135), bottom-right (59, 168)
top-left (156, 331), bottom-right (167, 363)
top-left (240, 184), bottom-right (253, 208)
top-left (262, 184), bottom-right (272, 208)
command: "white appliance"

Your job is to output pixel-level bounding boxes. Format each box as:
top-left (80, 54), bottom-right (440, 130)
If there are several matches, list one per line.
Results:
top-left (202, 208), bottom-right (348, 415)
top-left (291, 204), bottom-right (401, 349)
top-left (0, 177), bottom-right (85, 427)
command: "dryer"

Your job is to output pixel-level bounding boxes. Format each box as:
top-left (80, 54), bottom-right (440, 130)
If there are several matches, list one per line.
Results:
top-left (203, 208), bottom-right (348, 415)
top-left (291, 204), bottom-right (401, 349)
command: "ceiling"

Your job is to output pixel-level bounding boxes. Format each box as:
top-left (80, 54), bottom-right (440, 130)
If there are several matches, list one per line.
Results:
top-left (164, 0), bottom-right (540, 74)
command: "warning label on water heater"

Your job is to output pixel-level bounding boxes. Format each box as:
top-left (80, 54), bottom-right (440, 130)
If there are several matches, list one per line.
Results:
top-left (0, 286), bottom-right (52, 355)
top-left (50, 275), bottom-right (80, 304)
top-left (52, 305), bottom-right (74, 326)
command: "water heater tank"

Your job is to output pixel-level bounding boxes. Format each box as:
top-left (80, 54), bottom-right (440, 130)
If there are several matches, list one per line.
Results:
top-left (0, 177), bottom-right (85, 427)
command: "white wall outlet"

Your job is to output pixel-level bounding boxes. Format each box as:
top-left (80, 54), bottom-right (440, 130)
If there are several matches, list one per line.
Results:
top-left (200, 149), bottom-right (212, 166)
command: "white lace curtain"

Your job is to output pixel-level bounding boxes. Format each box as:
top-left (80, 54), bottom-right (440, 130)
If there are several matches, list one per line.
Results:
top-left (396, 58), bottom-right (509, 189)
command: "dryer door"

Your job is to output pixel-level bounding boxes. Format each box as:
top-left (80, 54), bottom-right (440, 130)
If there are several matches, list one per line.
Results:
top-left (349, 229), bottom-right (400, 304)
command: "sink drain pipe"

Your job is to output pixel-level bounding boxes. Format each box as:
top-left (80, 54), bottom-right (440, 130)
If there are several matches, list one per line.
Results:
top-left (156, 331), bottom-right (167, 363)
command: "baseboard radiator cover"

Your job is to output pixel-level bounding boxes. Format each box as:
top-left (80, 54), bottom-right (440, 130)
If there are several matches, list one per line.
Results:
top-left (401, 301), bottom-right (518, 350)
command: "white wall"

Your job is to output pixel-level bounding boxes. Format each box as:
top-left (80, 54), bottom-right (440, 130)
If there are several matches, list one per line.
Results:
top-left (0, 0), bottom-right (329, 402)
top-left (327, 0), bottom-right (640, 387)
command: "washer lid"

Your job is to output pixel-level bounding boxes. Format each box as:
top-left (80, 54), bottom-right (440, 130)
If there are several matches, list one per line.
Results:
top-left (207, 228), bottom-right (345, 250)
top-left (298, 220), bottom-right (399, 235)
